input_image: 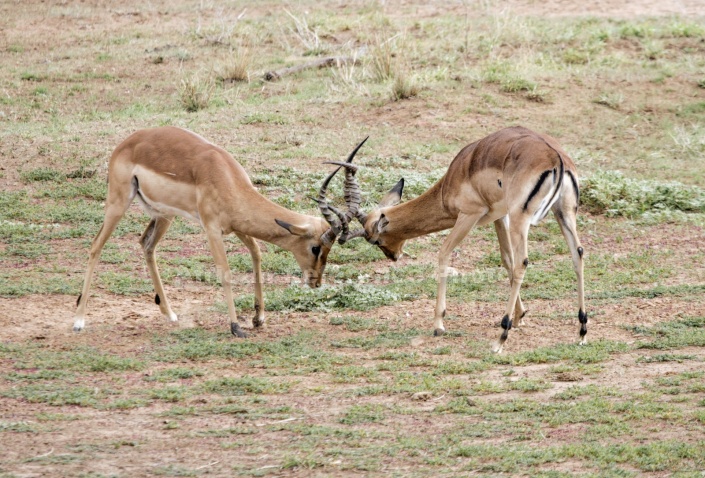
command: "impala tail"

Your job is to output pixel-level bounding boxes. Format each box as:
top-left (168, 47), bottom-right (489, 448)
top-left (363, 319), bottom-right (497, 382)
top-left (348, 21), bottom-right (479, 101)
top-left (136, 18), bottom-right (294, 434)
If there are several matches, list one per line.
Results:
top-left (528, 152), bottom-right (564, 226)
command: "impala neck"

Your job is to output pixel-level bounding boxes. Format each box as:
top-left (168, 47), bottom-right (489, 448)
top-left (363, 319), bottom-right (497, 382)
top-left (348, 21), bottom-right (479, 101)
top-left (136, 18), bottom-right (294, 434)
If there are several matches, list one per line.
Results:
top-left (229, 189), bottom-right (321, 247)
top-left (383, 179), bottom-right (457, 240)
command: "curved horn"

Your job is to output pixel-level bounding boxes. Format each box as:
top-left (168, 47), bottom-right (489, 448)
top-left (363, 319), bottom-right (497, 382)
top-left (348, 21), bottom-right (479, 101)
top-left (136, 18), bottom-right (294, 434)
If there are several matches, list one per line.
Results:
top-left (319, 137), bottom-right (371, 245)
top-left (324, 136), bottom-right (369, 225)
top-left (337, 228), bottom-right (367, 245)
top-left (317, 166), bottom-right (343, 246)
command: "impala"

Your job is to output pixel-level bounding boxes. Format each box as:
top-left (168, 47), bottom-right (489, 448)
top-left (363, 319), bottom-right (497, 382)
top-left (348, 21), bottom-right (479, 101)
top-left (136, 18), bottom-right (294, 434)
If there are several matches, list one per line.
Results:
top-left (72, 127), bottom-right (362, 336)
top-left (325, 126), bottom-right (587, 352)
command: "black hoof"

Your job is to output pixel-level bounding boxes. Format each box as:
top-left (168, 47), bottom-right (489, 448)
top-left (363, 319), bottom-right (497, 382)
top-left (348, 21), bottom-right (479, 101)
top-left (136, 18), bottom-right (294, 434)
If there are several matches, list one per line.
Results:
top-left (433, 328), bottom-right (445, 337)
top-left (230, 322), bottom-right (248, 338)
top-left (253, 316), bottom-right (264, 328)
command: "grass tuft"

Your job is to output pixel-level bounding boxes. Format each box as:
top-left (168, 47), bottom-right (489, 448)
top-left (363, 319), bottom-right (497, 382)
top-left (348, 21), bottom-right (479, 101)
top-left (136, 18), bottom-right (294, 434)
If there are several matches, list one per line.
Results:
top-left (217, 48), bottom-right (251, 83)
top-left (178, 73), bottom-right (215, 112)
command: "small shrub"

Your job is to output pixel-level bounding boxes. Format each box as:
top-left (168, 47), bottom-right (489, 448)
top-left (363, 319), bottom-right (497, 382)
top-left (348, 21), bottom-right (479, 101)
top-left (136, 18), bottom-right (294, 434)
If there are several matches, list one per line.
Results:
top-left (581, 170), bottom-right (705, 218)
top-left (391, 71), bottom-right (418, 101)
top-left (21, 167), bottom-right (64, 183)
top-left (218, 48), bottom-right (251, 83)
top-left (178, 74), bottom-right (214, 112)
top-left (234, 282), bottom-right (414, 313)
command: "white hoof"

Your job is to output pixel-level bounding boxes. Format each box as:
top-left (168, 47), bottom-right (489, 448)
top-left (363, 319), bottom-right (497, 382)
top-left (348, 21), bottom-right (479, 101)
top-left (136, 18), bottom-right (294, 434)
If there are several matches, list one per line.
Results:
top-left (492, 341), bottom-right (504, 354)
top-left (166, 311), bottom-right (178, 322)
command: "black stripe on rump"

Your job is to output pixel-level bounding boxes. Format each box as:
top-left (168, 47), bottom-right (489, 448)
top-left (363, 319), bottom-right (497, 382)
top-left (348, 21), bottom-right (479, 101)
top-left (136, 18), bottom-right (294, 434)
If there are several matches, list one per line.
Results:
top-left (567, 170), bottom-right (580, 204)
top-left (522, 170), bottom-right (552, 212)
top-left (539, 154), bottom-right (564, 219)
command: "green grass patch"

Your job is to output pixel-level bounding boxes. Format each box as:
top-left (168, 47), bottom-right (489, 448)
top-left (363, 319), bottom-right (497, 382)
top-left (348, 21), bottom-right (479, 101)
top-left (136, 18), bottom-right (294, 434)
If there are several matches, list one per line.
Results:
top-left (233, 282), bottom-right (416, 313)
top-left (203, 376), bottom-right (292, 396)
top-left (581, 170), bottom-right (705, 218)
top-left (633, 316), bottom-right (705, 350)
top-left (487, 340), bottom-right (629, 366)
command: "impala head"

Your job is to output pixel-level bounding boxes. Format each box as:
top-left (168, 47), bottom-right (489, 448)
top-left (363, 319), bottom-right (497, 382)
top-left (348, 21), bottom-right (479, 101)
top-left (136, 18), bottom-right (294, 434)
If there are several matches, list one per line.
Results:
top-left (360, 208), bottom-right (405, 262)
top-left (319, 139), bottom-right (406, 261)
top-left (275, 137), bottom-right (371, 286)
top-left (274, 217), bottom-right (333, 288)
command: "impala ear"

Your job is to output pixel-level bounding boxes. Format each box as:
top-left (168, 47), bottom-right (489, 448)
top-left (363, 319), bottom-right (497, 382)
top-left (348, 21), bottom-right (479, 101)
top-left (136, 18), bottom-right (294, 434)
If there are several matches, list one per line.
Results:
top-left (379, 178), bottom-right (404, 207)
top-left (275, 219), bottom-right (312, 237)
top-left (375, 214), bottom-right (390, 234)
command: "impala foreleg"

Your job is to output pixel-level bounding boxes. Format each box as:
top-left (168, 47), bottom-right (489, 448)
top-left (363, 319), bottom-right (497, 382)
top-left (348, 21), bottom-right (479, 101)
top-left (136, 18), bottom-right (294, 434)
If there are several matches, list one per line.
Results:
top-left (205, 227), bottom-right (246, 337)
top-left (493, 214), bottom-right (531, 353)
top-left (494, 216), bottom-right (527, 324)
top-left (235, 232), bottom-right (265, 328)
top-left (554, 207), bottom-right (587, 344)
top-left (140, 216), bottom-right (177, 322)
top-left (434, 212), bottom-right (484, 336)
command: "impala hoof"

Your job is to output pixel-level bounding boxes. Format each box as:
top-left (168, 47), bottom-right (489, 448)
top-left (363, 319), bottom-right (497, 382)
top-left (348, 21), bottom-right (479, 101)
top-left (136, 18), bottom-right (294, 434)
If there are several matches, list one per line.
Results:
top-left (230, 322), bottom-right (249, 338)
top-left (253, 316), bottom-right (264, 328)
top-left (72, 318), bottom-right (85, 332)
top-left (433, 328), bottom-right (445, 337)
top-left (492, 341), bottom-right (504, 354)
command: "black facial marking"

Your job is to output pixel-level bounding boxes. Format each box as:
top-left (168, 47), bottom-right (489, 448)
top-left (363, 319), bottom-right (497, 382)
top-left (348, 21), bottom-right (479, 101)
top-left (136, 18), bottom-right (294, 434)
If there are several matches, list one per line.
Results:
top-left (523, 258), bottom-right (529, 267)
top-left (578, 309), bottom-right (588, 324)
top-left (577, 247), bottom-right (584, 259)
top-left (501, 314), bottom-right (512, 331)
top-left (76, 293), bottom-right (82, 307)
top-left (523, 170), bottom-right (552, 211)
top-left (497, 179), bottom-right (502, 188)
top-left (155, 293), bottom-right (161, 305)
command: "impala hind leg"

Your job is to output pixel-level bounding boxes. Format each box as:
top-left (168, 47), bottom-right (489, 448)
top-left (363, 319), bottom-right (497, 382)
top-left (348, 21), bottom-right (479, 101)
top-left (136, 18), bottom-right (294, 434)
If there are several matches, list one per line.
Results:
top-left (140, 216), bottom-right (178, 322)
top-left (434, 211), bottom-right (485, 336)
top-left (73, 184), bottom-right (136, 331)
top-left (493, 214), bottom-right (531, 353)
top-left (494, 216), bottom-right (528, 325)
top-left (234, 232), bottom-right (265, 328)
top-left (553, 206), bottom-right (587, 344)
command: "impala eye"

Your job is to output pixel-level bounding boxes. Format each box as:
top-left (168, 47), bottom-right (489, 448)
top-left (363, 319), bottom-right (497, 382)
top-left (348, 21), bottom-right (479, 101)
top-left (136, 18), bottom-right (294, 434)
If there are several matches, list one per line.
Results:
top-left (311, 246), bottom-right (321, 257)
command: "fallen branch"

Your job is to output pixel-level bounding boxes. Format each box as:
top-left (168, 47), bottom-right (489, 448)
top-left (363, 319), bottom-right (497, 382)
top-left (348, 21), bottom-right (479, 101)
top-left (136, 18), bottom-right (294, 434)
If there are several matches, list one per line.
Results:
top-left (263, 47), bottom-right (366, 81)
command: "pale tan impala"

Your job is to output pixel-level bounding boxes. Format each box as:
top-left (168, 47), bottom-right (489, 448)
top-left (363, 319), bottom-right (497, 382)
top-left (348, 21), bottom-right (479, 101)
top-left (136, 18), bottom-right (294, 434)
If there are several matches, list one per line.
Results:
top-left (325, 126), bottom-right (587, 352)
top-left (73, 127), bottom-right (363, 336)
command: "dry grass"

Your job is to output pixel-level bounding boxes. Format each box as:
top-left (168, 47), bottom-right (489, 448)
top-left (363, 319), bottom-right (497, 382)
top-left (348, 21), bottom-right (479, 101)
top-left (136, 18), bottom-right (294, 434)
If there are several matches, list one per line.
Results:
top-left (217, 48), bottom-right (252, 83)
top-left (178, 73), bottom-right (215, 112)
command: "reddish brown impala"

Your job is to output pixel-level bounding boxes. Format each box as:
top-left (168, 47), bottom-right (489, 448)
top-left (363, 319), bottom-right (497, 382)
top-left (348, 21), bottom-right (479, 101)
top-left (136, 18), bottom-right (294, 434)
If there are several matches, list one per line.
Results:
top-left (324, 126), bottom-right (587, 353)
top-left (72, 127), bottom-right (363, 336)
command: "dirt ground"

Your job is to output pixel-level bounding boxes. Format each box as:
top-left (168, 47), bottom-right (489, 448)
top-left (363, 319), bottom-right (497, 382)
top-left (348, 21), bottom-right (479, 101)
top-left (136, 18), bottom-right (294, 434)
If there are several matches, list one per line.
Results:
top-left (1, 0), bottom-right (705, 477)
